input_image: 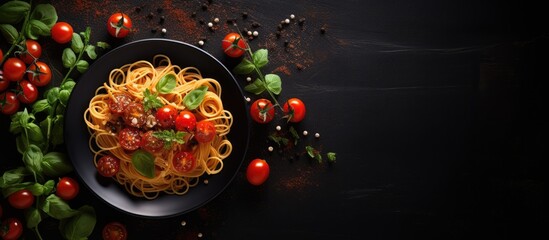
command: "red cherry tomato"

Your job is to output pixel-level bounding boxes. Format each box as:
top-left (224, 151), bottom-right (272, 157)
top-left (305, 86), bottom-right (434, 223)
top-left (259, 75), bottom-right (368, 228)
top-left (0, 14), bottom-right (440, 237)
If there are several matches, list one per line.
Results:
top-left (123, 102), bottom-right (145, 128)
top-left (0, 70), bottom-right (10, 92)
top-left (2, 58), bottom-right (26, 82)
top-left (27, 61), bottom-right (52, 87)
top-left (0, 92), bottom-right (20, 115)
top-left (8, 189), bottom-right (34, 209)
top-left (97, 155), bottom-right (120, 177)
top-left (56, 177), bottom-right (80, 201)
top-left (102, 222), bottom-right (128, 240)
top-left (51, 22), bottom-right (74, 44)
top-left (0, 218), bottom-right (23, 240)
top-left (19, 39), bottom-right (42, 64)
top-left (246, 159), bottom-right (270, 186)
top-left (283, 98), bottom-right (306, 123)
top-left (195, 120), bottom-right (216, 143)
top-left (0, 48), bottom-right (3, 61)
top-left (222, 32), bottom-right (247, 58)
top-left (172, 151), bottom-right (196, 173)
top-left (107, 13), bottom-right (132, 38)
top-left (141, 130), bottom-right (164, 153)
top-left (108, 93), bottom-right (132, 115)
top-left (118, 127), bottom-right (142, 151)
top-left (175, 110), bottom-right (196, 132)
top-left (155, 104), bottom-right (178, 129)
top-left (250, 98), bottom-right (275, 124)
top-left (17, 80), bottom-right (38, 104)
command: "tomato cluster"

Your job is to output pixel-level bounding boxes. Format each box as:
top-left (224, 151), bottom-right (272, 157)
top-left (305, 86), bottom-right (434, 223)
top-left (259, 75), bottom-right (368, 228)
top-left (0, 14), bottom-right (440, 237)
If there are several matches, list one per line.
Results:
top-left (1, 40), bottom-right (52, 115)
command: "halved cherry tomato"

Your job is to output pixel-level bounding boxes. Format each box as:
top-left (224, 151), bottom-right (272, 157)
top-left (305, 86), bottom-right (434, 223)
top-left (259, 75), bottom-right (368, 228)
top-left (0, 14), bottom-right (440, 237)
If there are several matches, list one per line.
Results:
top-left (56, 177), bottom-right (80, 201)
top-left (172, 151), bottom-right (196, 173)
top-left (17, 80), bottom-right (38, 104)
top-left (175, 110), bottom-right (196, 132)
top-left (2, 58), bottom-right (26, 82)
top-left (141, 130), bottom-right (164, 153)
top-left (97, 155), bottom-right (120, 177)
top-left (118, 127), bottom-right (142, 151)
top-left (222, 32), bottom-right (247, 58)
top-left (19, 39), bottom-right (42, 64)
top-left (1, 218), bottom-right (23, 240)
top-left (250, 98), bottom-right (275, 124)
top-left (51, 22), bottom-right (74, 44)
top-left (108, 93), bottom-right (132, 114)
top-left (8, 189), bottom-right (34, 209)
top-left (155, 104), bottom-right (177, 129)
top-left (0, 92), bottom-right (20, 115)
top-left (283, 98), bottom-right (306, 123)
top-left (246, 158), bottom-right (270, 186)
top-left (195, 120), bottom-right (216, 143)
top-left (102, 221), bottom-right (128, 240)
top-left (107, 13), bottom-right (132, 38)
top-left (27, 61), bottom-right (52, 87)
top-left (123, 102), bottom-right (145, 128)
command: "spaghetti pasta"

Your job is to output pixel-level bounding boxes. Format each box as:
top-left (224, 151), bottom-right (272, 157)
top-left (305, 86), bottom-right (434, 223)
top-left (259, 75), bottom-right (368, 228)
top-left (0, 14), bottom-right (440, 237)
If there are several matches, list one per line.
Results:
top-left (84, 55), bottom-right (233, 199)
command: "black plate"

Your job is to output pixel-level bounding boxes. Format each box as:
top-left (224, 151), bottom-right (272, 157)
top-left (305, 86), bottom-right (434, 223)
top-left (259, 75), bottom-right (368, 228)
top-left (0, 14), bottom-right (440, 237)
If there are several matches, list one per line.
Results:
top-left (64, 39), bottom-right (250, 218)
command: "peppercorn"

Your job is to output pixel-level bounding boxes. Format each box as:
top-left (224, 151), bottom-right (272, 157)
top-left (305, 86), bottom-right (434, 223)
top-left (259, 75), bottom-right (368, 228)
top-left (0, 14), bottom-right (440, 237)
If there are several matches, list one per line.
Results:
top-left (320, 27), bottom-right (326, 34)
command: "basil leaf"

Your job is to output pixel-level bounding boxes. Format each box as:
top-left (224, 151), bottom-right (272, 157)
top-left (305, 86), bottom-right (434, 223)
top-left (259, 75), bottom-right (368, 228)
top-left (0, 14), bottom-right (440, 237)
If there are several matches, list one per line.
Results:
top-left (9, 111), bottom-right (23, 134)
top-left (97, 41), bottom-right (110, 49)
top-left (51, 115), bottom-right (64, 146)
top-left (252, 49), bottom-right (269, 69)
top-left (25, 207), bottom-right (43, 229)
top-left (58, 89), bottom-right (71, 106)
top-left (46, 87), bottom-right (60, 105)
top-left (84, 45), bottom-right (97, 60)
top-left (71, 33), bottom-right (84, 53)
top-left (15, 135), bottom-right (28, 154)
top-left (29, 4), bottom-right (57, 28)
top-left (0, 167), bottom-right (28, 188)
top-left (183, 86), bottom-right (208, 110)
top-left (131, 150), bottom-right (155, 178)
top-left (233, 58), bottom-right (255, 75)
top-left (61, 79), bottom-right (76, 91)
top-left (32, 99), bottom-right (51, 114)
top-left (244, 79), bottom-right (266, 95)
top-left (80, 27), bottom-right (91, 43)
top-left (75, 59), bottom-right (89, 73)
top-left (27, 122), bottom-right (44, 142)
top-left (42, 152), bottom-right (73, 177)
top-left (59, 205), bottom-right (96, 240)
top-left (62, 48), bottom-right (76, 68)
top-left (264, 74), bottom-right (282, 95)
top-left (39, 116), bottom-right (52, 146)
top-left (1, 182), bottom-right (33, 197)
top-left (26, 19), bottom-right (49, 40)
top-left (156, 74), bottom-right (177, 94)
top-left (327, 152), bottom-right (337, 163)
top-left (0, 1), bottom-right (31, 24)
top-left (23, 144), bottom-right (43, 175)
top-left (0, 23), bottom-right (18, 44)
top-left (27, 180), bottom-right (55, 196)
top-left (41, 194), bottom-right (78, 220)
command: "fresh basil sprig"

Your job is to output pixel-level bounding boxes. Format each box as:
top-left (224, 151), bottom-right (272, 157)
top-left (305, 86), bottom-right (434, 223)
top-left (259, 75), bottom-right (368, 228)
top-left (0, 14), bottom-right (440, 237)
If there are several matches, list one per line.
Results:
top-left (183, 86), bottom-right (208, 110)
top-left (143, 89), bottom-right (163, 111)
top-left (153, 129), bottom-right (186, 149)
top-left (234, 49), bottom-right (283, 100)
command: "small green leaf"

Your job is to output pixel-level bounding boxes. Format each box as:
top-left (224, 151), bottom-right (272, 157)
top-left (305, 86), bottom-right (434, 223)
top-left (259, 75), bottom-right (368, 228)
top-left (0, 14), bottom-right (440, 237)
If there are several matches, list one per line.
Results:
top-left (0, 23), bottom-right (19, 44)
top-left (71, 33), bottom-right (84, 53)
top-left (131, 150), bottom-right (156, 178)
top-left (96, 41), bottom-right (110, 49)
top-left (252, 49), bottom-right (268, 69)
top-left (244, 79), bottom-right (266, 95)
top-left (233, 59), bottom-right (255, 75)
top-left (59, 205), bottom-right (96, 240)
top-left (61, 79), bottom-right (76, 91)
top-left (269, 135), bottom-right (289, 147)
top-left (289, 126), bottom-right (300, 145)
top-left (152, 130), bottom-right (185, 149)
top-left (27, 122), bottom-right (44, 142)
top-left (41, 194), bottom-right (78, 220)
top-left (156, 74), bottom-right (177, 94)
top-left (25, 207), bottom-right (42, 229)
top-left (327, 152), bottom-right (337, 163)
top-left (84, 45), bottom-right (97, 59)
top-left (75, 59), bottom-right (89, 73)
top-left (32, 99), bottom-right (51, 114)
top-left (0, 1), bottom-right (31, 24)
top-left (46, 87), bottom-right (60, 105)
top-left (183, 86), bottom-right (208, 110)
top-left (62, 48), bottom-right (76, 68)
top-left (80, 27), bottom-right (91, 43)
top-left (29, 4), bottom-right (57, 28)
top-left (305, 146), bottom-right (323, 163)
top-left (23, 144), bottom-right (43, 175)
top-left (0, 167), bottom-right (28, 188)
top-left (58, 89), bottom-right (71, 106)
top-left (265, 74), bottom-right (282, 95)
top-left (51, 115), bottom-right (64, 146)
top-left (42, 152), bottom-right (73, 177)
top-left (26, 19), bottom-right (49, 39)
top-left (143, 89), bottom-right (163, 111)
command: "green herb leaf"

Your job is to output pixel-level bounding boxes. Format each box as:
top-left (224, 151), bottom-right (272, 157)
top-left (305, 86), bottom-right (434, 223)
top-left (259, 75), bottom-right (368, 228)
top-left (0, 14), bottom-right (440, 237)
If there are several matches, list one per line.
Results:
top-left (28, 181), bottom-right (53, 196)
top-left (252, 49), bottom-right (269, 69)
top-left (29, 4), bottom-right (57, 28)
top-left (15, 135), bottom-right (28, 154)
top-left (265, 74), bottom-right (282, 95)
top-left (289, 126), bottom-right (300, 146)
top-left (25, 207), bottom-right (42, 229)
top-left (131, 150), bottom-right (156, 178)
top-left (183, 86), bottom-right (208, 110)
top-left (156, 74), bottom-right (177, 94)
top-left (233, 58), bottom-right (255, 75)
top-left (0, 167), bottom-right (28, 188)
top-left (80, 27), bottom-right (91, 43)
top-left (75, 59), bottom-right (89, 73)
top-left (26, 19), bottom-right (49, 40)
top-left (62, 48), bottom-right (76, 68)
top-left (71, 33), bottom-right (84, 53)
top-left (41, 152), bottom-right (73, 177)
top-left (51, 115), bottom-right (64, 146)
top-left (46, 87), bottom-right (60, 105)
top-left (61, 79), bottom-right (76, 91)
top-left (305, 146), bottom-right (323, 163)
top-left (41, 194), bottom-right (78, 220)
top-left (152, 130), bottom-right (186, 149)
top-left (143, 89), bottom-right (163, 111)
top-left (27, 122), bottom-right (44, 142)
top-left (0, 23), bottom-right (18, 44)
top-left (96, 41), bottom-right (110, 49)
top-left (244, 79), bottom-right (266, 95)
top-left (269, 135), bottom-right (289, 147)
top-left (59, 205), bottom-right (96, 240)
top-left (1, 182), bottom-right (33, 197)
top-left (327, 152), bottom-right (337, 163)
top-left (39, 116), bottom-right (53, 147)
top-left (84, 45), bottom-right (97, 59)
top-left (23, 144), bottom-right (44, 175)
top-left (32, 99), bottom-right (51, 114)
top-left (0, 1), bottom-right (31, 24)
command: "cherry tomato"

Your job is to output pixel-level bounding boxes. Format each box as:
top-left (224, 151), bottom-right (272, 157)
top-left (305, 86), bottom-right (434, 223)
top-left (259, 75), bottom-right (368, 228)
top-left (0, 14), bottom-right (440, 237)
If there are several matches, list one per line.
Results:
top-left (123, 102), bottom-right (145, 128)
top-left (0, 92), bottom-right (20, 115)
top-left (172, 151), bottom-right (196, 173)
top-left (108, 93), bottom-right (132, 115)
top-left (2, 57), bottom-right (26, 82)
top-left (0, 70), bottom-right (10, 92)
top-left (102, 222), bottom-right (128, 240)
top-left (175, 110), bottom-right (196, 132)
top-left (97, 155), bottom-right (120, 177)
top-left (118, 127), bottom-right (142, 151)
top-left (141, 130), bottom-right (164, 153)
top-left (51, 22), bottom-right (74, 44)
top-left (246, 158), bottom-right (270, 186)
top-left (19, 39), bottom-right (42, 64)
top-left (107, 13), bottom-right (132, 38)
top-left (195, 120), bottom-right (216, 143)
top-left (0, 218), bottom-right (23, 240)
top-left (250, 98), bottom-right (275, 124)
top-left (155, 104), bottom-right (177, 129)
top-left (56, 177), bottom-right (80, 201)
top-left (0, 49), bottom-right (3, 61)
top-left (222, 32), bottom-right (247, 58)
top-left (283, 98), bottom-right (306, 123)
top-left (27, 61), bottom-right (52, 87)
top-left (8, 189), bottom-right (34, 209)
top-left (17, 80), bottom-right (38, 104)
